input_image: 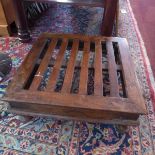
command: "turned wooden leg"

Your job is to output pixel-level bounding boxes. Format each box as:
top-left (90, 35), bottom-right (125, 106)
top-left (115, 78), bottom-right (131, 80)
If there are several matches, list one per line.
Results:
top-left (101, 0), bottom-right (118, 36)
top-left (13, 0), bottom-right (31, 42)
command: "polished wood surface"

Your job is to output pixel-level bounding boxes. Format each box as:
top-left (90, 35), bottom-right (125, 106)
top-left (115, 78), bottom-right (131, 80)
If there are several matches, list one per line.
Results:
top-left (12, 0), bottom-right (118, 42)
top-left (94, 40), bottom-right (103, 96)
top-left (106, 41), bottom-right (119, 97)
top-left (61, 39), bottom-right (79, 93)
top-left (29, 38), bottom-right (57, 90)
top-left (2, 33), bottom-right (147, 124)
top-left (79, 41), bottom-right (90, 95)
top-left (46, 39), bottom-right (68, 91)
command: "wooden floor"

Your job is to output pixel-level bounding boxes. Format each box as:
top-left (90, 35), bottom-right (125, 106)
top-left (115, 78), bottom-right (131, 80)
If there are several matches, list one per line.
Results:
top-left (130, 0), bottom-right (155, 78)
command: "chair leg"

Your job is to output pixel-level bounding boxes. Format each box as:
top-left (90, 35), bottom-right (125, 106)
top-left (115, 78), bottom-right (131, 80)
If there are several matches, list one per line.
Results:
top-left (116, 0), bottom-right (119, 36)
top-left (12, 0), bottom-right (31, 42)
top-left (101, 0), bottom-right (118, 36)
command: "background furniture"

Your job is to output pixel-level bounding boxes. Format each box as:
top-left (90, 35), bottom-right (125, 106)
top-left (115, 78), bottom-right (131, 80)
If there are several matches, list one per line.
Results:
top-left (12, 0), bottom-right (118, 42)
top-left (3, 33), bottom-right (146, 124)
top-left (0, 0), bottom-right (48, 36)
top-left (0, 0), bottom-right (15, 36)
top-left (24, 2), bottom-right (49, 26)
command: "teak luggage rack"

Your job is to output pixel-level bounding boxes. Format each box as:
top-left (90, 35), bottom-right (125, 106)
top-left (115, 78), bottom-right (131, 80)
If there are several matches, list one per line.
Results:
top-left (2, 33), bottom-right (147, 125)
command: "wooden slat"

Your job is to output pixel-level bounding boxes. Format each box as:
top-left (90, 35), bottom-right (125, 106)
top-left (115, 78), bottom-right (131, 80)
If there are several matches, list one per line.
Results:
top-left (5, 35), bottom-right (47, 93)
top-left (94, 40), bottom-right (103, 95)
top-left (106, 41), bottom-right (119, 97)
top-left (61, 39), bottom-right (79, 93)
top-left (30, 38), bottom-right (57, 90)
top-left (42, 33), bottom-right (124, 42)
top-left (46, 39), bottom-right (68, 91)
top-left (79, 41), bottom-right (90, 94)
top-left (118, 39), bottom-right (146, 111)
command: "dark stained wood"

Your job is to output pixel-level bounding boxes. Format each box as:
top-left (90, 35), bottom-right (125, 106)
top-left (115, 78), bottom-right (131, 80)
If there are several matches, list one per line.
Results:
top-left (101, 0), bottom-right (118, 36)
top-left (12, 0), bottom-right (31, 42)
top-left (4, 90), bottom-right (145, 121)
top-left (2, 33), bottom-right (147, 124)
top-left (118, 39), bottom-right (146, 111)
top-left (106, 41), bottom-right (119, 97)
top-left (46, 38), bottom-right (68, 91)
top-left (35, 33), bottom-right (122, 42)
top-left (61, 39), bottom-right (79, 93)
top-left (79, 41), bottom-right (90, 95)
top-left (8, 108), bottom-right (139, 125)
top-left (5, 90), bottom-right (144, 114)
top-left (5, 34), bottom-right (47, 93)
top-left (30, 38), bottom-right (57, 90)
top-left (94, 40), bottom-right (103, 96)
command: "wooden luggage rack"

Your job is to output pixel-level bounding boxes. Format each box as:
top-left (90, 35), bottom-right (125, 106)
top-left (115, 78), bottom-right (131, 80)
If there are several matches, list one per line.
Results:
top-left (2, 33), bottom-right (146, 124)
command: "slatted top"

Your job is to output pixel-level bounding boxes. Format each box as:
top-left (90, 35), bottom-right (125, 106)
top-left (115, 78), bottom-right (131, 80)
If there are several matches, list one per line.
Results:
top-left (3, 33), bottom-right (147, 123)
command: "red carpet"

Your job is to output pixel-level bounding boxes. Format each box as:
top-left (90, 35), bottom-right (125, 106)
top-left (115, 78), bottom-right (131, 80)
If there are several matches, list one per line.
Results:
top-left (130, 0), bottom-right (155, 78)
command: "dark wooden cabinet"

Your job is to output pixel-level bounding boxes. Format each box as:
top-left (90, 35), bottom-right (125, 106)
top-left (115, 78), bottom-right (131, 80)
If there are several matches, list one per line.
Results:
top-left (0, 0), bottom-right (15, 36)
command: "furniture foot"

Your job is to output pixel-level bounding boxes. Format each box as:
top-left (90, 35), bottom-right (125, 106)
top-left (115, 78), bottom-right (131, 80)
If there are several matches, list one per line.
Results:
top-left (13, 0), bottom-right (31, 42)
top-left (18, 28), bottom-right (31, 43)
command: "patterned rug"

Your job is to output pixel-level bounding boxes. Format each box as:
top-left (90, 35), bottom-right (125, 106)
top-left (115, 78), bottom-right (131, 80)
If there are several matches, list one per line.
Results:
top-left (0, 0), bottom-right (155, 154)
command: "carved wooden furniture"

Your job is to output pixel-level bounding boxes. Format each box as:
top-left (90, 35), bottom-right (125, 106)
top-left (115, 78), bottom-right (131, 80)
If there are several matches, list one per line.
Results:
top-left (2, 33), bottom-right (146, 124)
top-left (0, 0), bottom-right (49, 36)
top-left (12, 0), bottom-right (118, 42)
top-left (0, 0), bottom-right (15, 36)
